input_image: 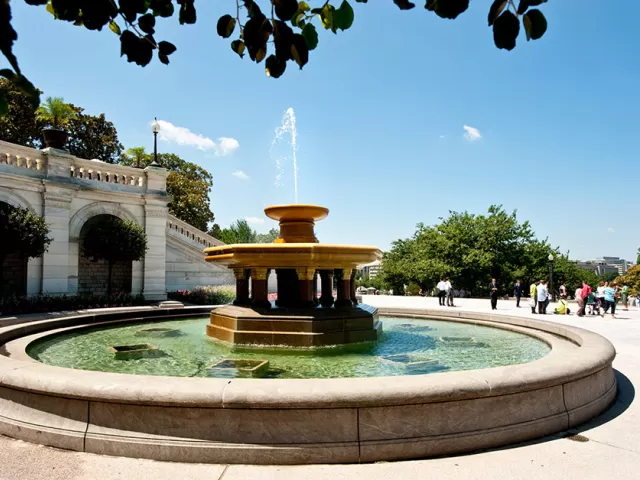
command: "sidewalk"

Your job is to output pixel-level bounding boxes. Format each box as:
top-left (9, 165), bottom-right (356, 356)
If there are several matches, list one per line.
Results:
top-left (0, 297), bottom-right (638, 480)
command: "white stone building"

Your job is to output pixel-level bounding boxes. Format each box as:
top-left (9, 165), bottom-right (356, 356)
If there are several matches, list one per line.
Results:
top-left (0, 140), bottom-right (233, 300)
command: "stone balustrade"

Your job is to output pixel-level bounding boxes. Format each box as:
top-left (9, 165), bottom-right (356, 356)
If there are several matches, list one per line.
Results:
top-left (167, 214), bottom-right (224, 249)
top-left (70, 157), bottom-right (146, 190)
top-left (0, 140), bottom-right (47, 174)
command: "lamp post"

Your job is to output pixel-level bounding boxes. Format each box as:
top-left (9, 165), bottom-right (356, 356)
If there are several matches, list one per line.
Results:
top-left (548, 253), bottom-right (555, 302)
top-left (150, 118), bottom-right (161, 167)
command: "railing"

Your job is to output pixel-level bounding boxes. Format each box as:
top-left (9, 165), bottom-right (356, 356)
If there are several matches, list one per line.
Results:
top-left (0, 141), bottom-right (46, 173)
top-left (167, 214), bottom-right (225, 250)
top-left (70, 158), bottom-right (146, 190)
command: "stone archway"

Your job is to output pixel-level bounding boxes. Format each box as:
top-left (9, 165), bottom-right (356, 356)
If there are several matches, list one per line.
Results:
top-left (0, 200), bottom-right (28, 297)
top-left (68, 202), bottom-right (141, 295)
top-left (77, 214), bottom-right (133, 296)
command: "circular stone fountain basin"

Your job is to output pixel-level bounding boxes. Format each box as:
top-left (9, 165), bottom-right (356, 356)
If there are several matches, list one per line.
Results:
top-left (26, 317), bottom-right (550, 379)
top-left (0, 306), bottom-right (616, 465)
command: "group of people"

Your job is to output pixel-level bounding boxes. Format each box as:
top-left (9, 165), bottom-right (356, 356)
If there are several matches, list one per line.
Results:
top-left (526, 279), bottom-right (555, 314)
top-left (575, 281), bottom-right (629, 319)
top-left (435, 278), bottom-right (456, 307)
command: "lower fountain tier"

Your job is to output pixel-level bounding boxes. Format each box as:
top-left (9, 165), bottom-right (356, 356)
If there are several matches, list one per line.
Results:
top-left (207, 304), bottom-right (381, 347)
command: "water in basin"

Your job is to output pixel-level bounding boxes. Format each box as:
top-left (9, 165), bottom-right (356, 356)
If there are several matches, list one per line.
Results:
top-left (27, 316), bottom-right (550, 379)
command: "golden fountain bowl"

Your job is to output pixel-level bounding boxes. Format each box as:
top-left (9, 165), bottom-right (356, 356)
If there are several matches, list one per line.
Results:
top-left (264, 204), bottom-right (329, 222)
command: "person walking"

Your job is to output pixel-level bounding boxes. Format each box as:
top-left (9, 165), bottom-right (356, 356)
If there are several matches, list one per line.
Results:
top-left (537, 280), bottom-right (548, 314)
top-left (575, 284), bottom-right (584, 316)
top-left (577, 280), bottom-right (592, 317)
top-left (596, 281), bottom-right (606, 316)
top-left (514, 280), bottom-right (522, 307)
top-left (489, 278), bottom-right (499, 310)
top-left (446, 278), bottom-right (455, 307)
top-left (530, 280), bottom-right (538, 314)
top-left (603, 282), bottom-right (618, 319)
top-left (621, 284), bottom-right (630, 311)
top-left (436, 278), bottom-right (447, 306)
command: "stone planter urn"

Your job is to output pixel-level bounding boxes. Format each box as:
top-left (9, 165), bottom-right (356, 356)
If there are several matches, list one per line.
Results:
top-left (42, 129), bottom-right (69, 149)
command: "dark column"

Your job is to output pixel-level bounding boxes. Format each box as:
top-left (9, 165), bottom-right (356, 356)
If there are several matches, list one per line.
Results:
top-left (296, 268), bottom-right (316, 308)
top-left (276, 268), bottom-right (298, 308)
top-left (335, 268), bottom-right (354, 307)
top-left (251, 268), bottom-right (271, 309)
top-left (232, 268), bottom-right (250, 306)
top-left (319, 270), bottom-right (335, 308)
top-left (350, 269), bottom-right (358, 305)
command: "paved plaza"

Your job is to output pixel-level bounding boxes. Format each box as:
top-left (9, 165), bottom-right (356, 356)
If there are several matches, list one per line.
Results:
top-left (0, 296), bottom-right (638, 480)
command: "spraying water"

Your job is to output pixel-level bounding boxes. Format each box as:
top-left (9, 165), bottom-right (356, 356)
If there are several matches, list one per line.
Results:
top-left (271, 107), bottom-right (298, 203)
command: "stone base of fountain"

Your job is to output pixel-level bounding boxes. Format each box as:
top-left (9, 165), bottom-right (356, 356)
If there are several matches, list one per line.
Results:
top-left (207, 304), bottom-right (381, 347)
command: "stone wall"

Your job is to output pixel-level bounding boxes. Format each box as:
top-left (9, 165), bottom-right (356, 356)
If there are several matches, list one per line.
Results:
top-left (1, 254), bottom-right (27, 296)
top-left (77, 256), bottom-right (132, 295)
top-left (165, 239), bottom-right (234, 292)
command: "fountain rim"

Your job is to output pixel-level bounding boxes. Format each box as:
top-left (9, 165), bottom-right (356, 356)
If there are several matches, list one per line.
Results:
top-left (264, 204), bottom-right (329, 222)
top-left (0, 306), bottom-right (614, 409)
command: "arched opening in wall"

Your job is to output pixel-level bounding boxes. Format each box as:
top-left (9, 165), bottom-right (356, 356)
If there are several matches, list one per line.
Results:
top-left (78, 215), bottom-right (133, 296)
top-left (0, 201), bottom-right (27, 298)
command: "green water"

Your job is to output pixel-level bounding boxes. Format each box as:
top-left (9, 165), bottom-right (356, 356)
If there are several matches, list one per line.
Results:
top-left (27, 317), bottom-right (550, 379)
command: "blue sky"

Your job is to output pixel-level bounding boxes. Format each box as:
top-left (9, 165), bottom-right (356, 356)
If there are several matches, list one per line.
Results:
top-left (7, 1), bottom-right (639, 261)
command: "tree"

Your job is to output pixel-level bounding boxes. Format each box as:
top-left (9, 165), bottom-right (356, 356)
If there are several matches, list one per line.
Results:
top-left (616, 265), bottom-right (640, 295)
top-left (120, 150), bottom-right (215, 231)
top-left (81, 216), bottom-right (148, 296)
top-left (637, 248), bottom-right (639, 266)
top-left (256, 228), bottom-right (279, 243)
top-left (382, 205), bottom-right (561, 296)
top-left (0, 203), bottom-right (52, 296)
top-left (35, 96), bottom-right (77, 130)
top-left (217, 219), bottom-right (258, 244)
top-left (65, 106), bottom-right (123, 162)
top-left (1, 1), bottom-right (553, 109)
top-left (0, 78), bottom-right (40, 146)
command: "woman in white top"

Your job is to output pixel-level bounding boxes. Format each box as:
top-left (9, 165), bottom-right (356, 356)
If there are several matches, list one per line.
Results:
top-left (596, 281), bottom-right (606, 315)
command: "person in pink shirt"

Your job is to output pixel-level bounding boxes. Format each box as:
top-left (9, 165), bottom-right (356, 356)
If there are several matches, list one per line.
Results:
top-left (578, 280), bottom-right (592, 317)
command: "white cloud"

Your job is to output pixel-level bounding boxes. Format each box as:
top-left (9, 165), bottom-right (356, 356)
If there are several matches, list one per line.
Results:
top-left (463, 125), bottom-right (482, 141)
top-left (232, 170), bottom-right (249, 180)
top-left (155, 120), bottom-right (240, 156)
top-left (245, 216), bottom-right (265, 224)
top-left (439, 135), bottom-right (446, 139)
top-left (607, 227), bottom-right (615, 233)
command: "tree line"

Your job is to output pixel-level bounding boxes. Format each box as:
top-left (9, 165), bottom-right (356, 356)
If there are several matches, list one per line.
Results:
top-left (372, 205), bottom-right (625, 297)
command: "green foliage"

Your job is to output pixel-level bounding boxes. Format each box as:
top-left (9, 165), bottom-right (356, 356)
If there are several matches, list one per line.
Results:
top-left (0, 202), bottom-right (52, 297)
top-left (616, 266), bottom-right (640, 296)
top-left (0, 78), bottom-right (41, 145)
top-left (81, 216), bottom-right (148, 295)
top-left (215, 219), bottom-right (258, 244)
top-left (167, 285), bottom-right (236, 305)
top-left (35, 96), bottom-right (77, 130)
top-left (65, 106), bottom-right (123, 162)
top-left (119, 150), bottom-right (215, 231)
top-left (212, 221), bottom-right (278, 245)
top-left (355, 273), bottom-right (386, 291)
top-left (256, 228), bottom-right (279, 243)
top-left (0, 292), bottom-right (146, 316)
top-left (381, 205), bottom-right (572, 296)
top-left (0, 80), bottom-right (123, 161)
top-left (0, 202), bottom-right (52, 261)
top-left (0, 0), bottom-right (553, 100)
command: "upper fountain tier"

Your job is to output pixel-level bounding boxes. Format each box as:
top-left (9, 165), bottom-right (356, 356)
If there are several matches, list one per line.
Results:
top-left (204, 204), bottom-right (380, 269)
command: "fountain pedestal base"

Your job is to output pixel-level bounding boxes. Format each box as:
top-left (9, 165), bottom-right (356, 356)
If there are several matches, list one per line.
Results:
top-left (207, 304), bottom-right (381, 347)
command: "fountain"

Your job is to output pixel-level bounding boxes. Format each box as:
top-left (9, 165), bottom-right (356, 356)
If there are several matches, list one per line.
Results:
top-left (204, 204), bottom-right (382, 347)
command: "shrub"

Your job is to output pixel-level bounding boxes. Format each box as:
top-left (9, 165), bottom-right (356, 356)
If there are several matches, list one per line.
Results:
top-left (0, 292), bottom-right (146, 316)
top-left (168, 285), bottom-right (235, 305)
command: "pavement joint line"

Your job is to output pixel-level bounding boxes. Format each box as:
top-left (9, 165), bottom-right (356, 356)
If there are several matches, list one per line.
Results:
top-left (217, 465), bottom-right (229, 480)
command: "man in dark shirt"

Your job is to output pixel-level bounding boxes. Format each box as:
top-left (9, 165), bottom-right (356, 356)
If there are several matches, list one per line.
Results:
top-left (489, 278), bottom-right (499, 310)
top-left (513, 279), bottom-right (522, 307)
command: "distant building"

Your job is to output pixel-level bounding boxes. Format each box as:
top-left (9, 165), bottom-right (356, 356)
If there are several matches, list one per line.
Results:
top-left (575, 257), bottom-right (632, 276)
top-left (359, 260), bottom-right (381, 279)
